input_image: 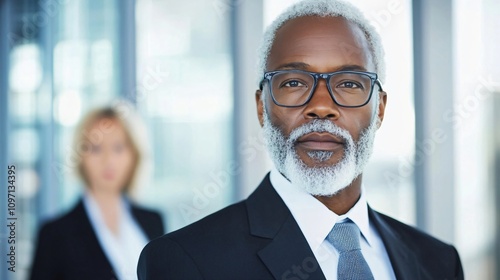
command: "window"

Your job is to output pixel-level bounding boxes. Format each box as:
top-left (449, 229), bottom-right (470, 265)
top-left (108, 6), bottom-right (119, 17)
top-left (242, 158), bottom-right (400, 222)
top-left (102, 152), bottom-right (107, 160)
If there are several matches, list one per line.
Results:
top-left (135, 0), bottom-right (234, 231)
top-left (6, 1), bottom-right (121, 278)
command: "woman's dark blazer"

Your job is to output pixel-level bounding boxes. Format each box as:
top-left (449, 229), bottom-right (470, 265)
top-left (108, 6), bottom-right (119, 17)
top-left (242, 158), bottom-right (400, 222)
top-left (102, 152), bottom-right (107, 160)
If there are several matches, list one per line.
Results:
top-left (30, 199), bottom-right (165, 280)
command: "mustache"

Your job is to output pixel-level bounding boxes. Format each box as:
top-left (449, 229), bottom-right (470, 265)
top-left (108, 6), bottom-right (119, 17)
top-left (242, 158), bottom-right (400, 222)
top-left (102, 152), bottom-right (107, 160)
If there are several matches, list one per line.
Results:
top-left (287, 119), bottom-right (352, 144)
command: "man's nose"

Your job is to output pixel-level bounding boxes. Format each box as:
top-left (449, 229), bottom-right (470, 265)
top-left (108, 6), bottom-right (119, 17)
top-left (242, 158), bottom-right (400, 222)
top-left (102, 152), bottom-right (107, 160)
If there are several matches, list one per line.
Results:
top-left (303, 79), bottom-right (340, 120)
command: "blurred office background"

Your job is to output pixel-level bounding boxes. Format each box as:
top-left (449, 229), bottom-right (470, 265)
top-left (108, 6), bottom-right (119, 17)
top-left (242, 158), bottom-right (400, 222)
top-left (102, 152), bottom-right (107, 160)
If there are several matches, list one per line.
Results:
top-left (0, 0), bottom-right (499, 279)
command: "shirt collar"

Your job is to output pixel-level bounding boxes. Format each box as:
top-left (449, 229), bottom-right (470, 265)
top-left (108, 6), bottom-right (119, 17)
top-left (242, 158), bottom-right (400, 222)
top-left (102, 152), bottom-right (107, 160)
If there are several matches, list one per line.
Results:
top-left (270, 166), bottom-right (373, 252)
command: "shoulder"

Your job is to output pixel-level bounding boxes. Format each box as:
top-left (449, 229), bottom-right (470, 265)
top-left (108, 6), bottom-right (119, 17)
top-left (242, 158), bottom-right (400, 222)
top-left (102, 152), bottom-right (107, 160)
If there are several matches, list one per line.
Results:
top-left (138, 201), bottom-right (247, 279)
top-left (139, 234), bottom-right (203, 279)
top-left (141, 200), bottom-right (248, 254)
top-left (373, 210), bottom-right (463, 278)
top-left (130, 204), bottom-right (163, 221)
top-left (31, 201), bottom-right (87, 269)
top-left (36, 202), bottom-right (85, 239)
top-left (376, 211), bottom-right (453, 250)
top-left (163, 200), bottom-right (248, 245)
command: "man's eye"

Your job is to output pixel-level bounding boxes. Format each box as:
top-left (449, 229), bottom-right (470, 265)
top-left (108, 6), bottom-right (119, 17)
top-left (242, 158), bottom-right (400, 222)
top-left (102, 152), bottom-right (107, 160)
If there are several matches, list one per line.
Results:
top-left (283, 80), bottom-right (305, 87)
top-left (338, 81), bottom-right (362, 89)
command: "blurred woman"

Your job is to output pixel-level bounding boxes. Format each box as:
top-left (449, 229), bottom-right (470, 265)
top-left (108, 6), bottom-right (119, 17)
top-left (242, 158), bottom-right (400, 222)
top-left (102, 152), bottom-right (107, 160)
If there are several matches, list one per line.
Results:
top-left (30, 104), bottom-right (164, 280)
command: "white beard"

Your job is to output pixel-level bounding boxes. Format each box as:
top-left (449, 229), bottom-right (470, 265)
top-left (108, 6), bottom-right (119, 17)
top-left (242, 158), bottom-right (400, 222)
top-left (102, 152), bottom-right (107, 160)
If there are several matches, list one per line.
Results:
top-left (262, 104), bottom-right (379, 196)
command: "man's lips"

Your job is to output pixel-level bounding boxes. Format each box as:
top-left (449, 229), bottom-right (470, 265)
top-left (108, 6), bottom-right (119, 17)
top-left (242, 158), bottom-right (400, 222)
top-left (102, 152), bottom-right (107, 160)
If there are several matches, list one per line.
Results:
top-left (295, 132), bottom-right (345, 151)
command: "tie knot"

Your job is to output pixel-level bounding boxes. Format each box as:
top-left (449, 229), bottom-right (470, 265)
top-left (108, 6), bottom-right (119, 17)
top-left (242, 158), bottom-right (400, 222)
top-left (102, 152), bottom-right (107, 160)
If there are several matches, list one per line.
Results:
top-left (327, 221), bottom-right (361, 253)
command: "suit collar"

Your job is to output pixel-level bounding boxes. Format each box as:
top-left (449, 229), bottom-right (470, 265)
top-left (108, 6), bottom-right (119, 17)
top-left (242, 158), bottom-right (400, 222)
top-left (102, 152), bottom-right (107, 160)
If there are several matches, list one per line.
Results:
top-left (246, 174), bottom-right (326, 279)
top-left (369, 207), bottom-right (421, 280)
top-left (246, 174), bottom-right (290, 238)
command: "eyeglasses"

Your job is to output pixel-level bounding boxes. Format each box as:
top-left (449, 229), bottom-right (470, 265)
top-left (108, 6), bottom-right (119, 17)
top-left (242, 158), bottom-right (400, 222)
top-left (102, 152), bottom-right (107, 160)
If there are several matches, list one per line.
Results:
top-left (259, 70), bottom-right (383, 108)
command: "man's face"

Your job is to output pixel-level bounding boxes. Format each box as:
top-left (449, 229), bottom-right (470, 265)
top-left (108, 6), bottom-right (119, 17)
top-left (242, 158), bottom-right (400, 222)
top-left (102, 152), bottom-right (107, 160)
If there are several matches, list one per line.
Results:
top-left (256, 16), bottom-right (387, 195)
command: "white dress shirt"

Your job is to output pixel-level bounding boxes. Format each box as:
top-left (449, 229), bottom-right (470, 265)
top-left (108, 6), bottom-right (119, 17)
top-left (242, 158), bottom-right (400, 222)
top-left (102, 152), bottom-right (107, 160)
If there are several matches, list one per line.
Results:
top-left (270, 167), bottom-right (396, 280)
top-left (83, 193), bottom-right (149, 280)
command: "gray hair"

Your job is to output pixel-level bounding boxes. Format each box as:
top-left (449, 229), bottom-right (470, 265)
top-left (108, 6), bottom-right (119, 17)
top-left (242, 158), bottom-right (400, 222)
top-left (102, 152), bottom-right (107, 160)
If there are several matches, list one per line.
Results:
top-left (257, 0), bottom-right (386, 86)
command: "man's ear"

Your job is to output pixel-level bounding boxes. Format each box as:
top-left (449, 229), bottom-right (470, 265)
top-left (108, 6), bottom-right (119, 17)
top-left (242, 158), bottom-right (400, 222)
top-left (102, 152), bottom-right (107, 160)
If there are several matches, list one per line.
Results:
top-left (256, 89), bottom-right (264, 127)
top-left (376, 91), bottom-right (387, 128)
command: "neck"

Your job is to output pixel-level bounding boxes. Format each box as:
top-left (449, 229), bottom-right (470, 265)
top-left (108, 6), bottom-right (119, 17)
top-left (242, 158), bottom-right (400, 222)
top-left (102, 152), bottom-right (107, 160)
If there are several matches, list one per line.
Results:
top-left (88, 187), bottom-right (122, 212)
top-left (87, 187), bottom-right (123, 236)
top-left (314, 174), bottom-right (363, 215)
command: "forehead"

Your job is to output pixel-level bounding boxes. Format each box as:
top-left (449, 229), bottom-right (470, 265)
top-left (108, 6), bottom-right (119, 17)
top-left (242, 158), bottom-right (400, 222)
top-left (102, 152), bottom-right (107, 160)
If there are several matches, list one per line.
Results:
top-left (267, 16), bottom-right (374, 73)
top-left (89, 118), bottom-right (127, 143)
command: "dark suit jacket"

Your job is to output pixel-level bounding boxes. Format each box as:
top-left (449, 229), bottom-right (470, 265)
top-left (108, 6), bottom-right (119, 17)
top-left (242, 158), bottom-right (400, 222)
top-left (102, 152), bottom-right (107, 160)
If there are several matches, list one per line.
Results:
top-left (138, 174), bottom-right (464, 280)
top-left (30, 199), bottom-right (165, 280)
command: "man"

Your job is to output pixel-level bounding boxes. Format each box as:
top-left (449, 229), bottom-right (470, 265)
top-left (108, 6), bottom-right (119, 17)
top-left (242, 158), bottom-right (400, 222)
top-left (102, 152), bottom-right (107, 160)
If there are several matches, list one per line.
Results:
top-left (138, 0), bottom-right (464, 279)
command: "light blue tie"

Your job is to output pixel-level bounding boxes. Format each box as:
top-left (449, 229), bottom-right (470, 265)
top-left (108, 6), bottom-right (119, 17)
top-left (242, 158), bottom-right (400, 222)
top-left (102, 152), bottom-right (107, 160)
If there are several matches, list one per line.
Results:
top-left (327, 221), bottom-right (374, 280)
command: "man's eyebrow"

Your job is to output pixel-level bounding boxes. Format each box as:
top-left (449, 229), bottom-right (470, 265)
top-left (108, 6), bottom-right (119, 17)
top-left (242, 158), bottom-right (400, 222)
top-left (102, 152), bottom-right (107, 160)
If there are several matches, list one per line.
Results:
top-left (273, 62), bottom-right (311, 70)
top-left (335, 65), bottom-right (368, 72)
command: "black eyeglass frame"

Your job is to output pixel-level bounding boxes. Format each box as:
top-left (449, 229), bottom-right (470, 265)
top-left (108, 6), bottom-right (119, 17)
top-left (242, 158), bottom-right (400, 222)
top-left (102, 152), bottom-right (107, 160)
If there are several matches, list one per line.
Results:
top-left (259, 69), bottom-right (384, 108)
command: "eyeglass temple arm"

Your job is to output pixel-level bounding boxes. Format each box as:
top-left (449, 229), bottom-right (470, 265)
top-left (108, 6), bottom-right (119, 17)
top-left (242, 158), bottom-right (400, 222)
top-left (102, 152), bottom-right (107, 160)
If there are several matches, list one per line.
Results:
top-left (376, 80), bottom-right (384, 92)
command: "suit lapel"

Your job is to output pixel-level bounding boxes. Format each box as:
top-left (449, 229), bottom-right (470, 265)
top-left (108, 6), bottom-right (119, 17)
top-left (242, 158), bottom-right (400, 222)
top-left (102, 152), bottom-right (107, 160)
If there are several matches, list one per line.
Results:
top-left (246, 174), bottom-right (326, 280)
top-left (369, 207), bottom-right (421, 280)
top-left (70, 201), bottom-right (117, 277)
top-left (258, 215), bottom-right (326, 279)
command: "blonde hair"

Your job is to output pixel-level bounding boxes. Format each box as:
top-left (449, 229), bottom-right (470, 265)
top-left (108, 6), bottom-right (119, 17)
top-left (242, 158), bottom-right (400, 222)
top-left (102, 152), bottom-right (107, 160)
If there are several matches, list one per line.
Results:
top-left (72, 100), bottom-right (150, 195)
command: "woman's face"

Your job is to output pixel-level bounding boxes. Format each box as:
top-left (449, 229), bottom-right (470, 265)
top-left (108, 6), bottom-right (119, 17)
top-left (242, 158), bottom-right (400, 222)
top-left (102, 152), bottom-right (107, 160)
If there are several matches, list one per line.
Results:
top-left (81, 118), bottom-right (136, 194)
